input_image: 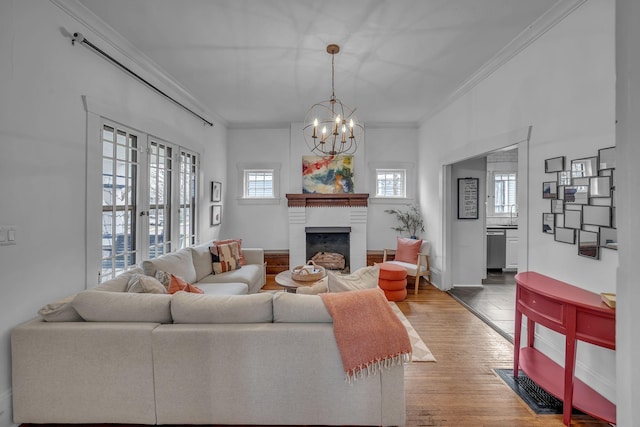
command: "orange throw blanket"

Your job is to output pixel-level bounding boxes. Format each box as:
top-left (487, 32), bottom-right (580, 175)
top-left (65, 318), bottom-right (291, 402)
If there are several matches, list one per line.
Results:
top-left (320, 288), bottom-right (412, 382)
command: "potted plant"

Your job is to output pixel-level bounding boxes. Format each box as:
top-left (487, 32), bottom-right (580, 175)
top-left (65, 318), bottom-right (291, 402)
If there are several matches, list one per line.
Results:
top-left (385, 204), bottom-right (425, 239)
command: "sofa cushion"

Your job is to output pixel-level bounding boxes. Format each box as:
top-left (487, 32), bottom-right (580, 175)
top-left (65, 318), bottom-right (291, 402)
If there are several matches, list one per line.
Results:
top-left (189, 241), bottom-right (215, 282)
top-left (142, 249), bottom-right (197, 284)
top-left (196, 283), bottom-right (248, 295)
top-left (273, 292), bottom-right (332, 323)
top-left (196, 264), bottom-right (263, 293)
top-left (394, 237), bottom-right (422, 263)
top-left (326, 264), bottom-right (380, 293)
top-left (37, 294), bottom-right (83, 322)
top-left (72, 291), bottom-right (173, 323)
top-left (210, 242), bottom-right (241, 274)
top-left (171, 292), bottom-right (273, 324)
top-left (167, 274), bottom-right (203, 294)
top-left (127, 274), bottom-right (167, 294)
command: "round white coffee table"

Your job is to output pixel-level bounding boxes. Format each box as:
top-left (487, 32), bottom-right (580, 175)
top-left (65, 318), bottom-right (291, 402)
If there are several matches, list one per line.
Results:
top-left (275, 270), bottom-right (325, 293)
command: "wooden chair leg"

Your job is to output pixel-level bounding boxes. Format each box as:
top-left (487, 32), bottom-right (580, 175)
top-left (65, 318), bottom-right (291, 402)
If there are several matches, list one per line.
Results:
top-left (414, 274), bottom-right (420, 295)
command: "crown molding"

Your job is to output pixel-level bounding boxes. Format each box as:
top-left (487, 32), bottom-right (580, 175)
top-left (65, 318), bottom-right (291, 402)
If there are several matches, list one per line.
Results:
top-left (49, 0), bottom-right (227, 127)
top-left (420, 0), bottom-right (588, 125)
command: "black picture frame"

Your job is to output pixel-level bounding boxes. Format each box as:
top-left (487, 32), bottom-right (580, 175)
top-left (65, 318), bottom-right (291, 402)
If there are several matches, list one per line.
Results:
top-left (578, 230), bottom-right (600, 259)
top-left (210, 181), bottom-right (222, 202)
top-left (598, 146), bottom-right (616, 170)
top-left (542, 181), bottom-right (557, 199)
top-left (545, 156), bottom-right (565, 173)
top-left (554, 227), bottom-right (576, 244)
top-left (542, 213), bottom-right (555, 234)
top-left (457, 178), bottom-right (479, 219)
top-left (210, 205), bottom-right (222, 226)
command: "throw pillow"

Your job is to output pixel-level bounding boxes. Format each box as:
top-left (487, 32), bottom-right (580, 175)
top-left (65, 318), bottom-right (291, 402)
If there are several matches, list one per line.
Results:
top-left (295, 277), bottom-right (328, 295)
top-left (38, 294), bottom-right (83, 322)
top-left (394, 237), bottom-right (422, 263)
top-left (167, 274), bottom-right (203, 294)
top-left (326, 264), bottom-right (380, 293)
top-left (213, 238), bottom-right (246, 266)
top-left (155, 270), bottom-right (172, 289)
top-left (127, 274), bottom-right (167, 294)
top-left (210, 241), bottom-right (241, 274)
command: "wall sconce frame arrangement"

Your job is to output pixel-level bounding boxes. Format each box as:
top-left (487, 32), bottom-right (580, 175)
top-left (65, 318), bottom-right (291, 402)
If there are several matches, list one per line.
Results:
top-left (542, 147), bottom-right (616, 259)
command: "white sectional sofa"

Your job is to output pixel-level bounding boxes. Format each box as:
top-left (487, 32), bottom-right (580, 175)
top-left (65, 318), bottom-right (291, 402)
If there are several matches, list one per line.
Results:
top-left (139, 240), bottom-right (266, 294)
top-left (11, 290), bottom-right (406, 426)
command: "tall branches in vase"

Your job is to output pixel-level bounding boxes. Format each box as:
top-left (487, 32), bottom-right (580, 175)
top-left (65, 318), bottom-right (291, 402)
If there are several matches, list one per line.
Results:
top-left (385, 204), bottom-right (425, 239)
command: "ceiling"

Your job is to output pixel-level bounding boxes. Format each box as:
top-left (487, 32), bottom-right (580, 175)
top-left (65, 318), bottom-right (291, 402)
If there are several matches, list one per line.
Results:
top-left (76, 0), bottom-right (559, 126)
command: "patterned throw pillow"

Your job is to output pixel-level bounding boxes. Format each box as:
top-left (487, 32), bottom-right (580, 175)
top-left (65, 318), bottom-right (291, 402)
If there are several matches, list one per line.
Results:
top-left (213, 238), bottom-right (246, 266)
top-left (155, 270), bottom-right (172, 289)
top-left (210, 241), bottom-right (242, 274)
top-left (167, 274), bottom-right (203, 294)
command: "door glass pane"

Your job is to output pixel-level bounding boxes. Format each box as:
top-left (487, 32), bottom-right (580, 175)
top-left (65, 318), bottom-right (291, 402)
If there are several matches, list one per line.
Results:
top-left (148, 140), bottom-right (172, 258)
top-left (101, 123), bottom-right (138, 282)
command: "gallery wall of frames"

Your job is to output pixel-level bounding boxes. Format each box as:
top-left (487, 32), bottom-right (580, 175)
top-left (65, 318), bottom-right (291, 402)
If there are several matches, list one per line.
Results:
top-left (542, 147), bottom-right (616, 260)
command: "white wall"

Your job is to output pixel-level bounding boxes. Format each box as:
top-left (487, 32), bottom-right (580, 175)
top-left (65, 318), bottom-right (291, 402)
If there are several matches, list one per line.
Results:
top-left (0, 2), bottom-right (225, 424)
top-left (224, 124), bottom-right (420, 251)
top-left (451, 158), bottom-right (486, 286)
top-left (418, 0), bottom-right (616, 402)
top-left (615, 0), bottom-right (640, 424)
top-left (225, 127), bottom-right (291, 249)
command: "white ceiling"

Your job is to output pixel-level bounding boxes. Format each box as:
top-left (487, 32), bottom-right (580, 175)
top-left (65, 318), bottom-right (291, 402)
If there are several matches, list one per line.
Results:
top-left (75, 0), bottom-right (559, 126)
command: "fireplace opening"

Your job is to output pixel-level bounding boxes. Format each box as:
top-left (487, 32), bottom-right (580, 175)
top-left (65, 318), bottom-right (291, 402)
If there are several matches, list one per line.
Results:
top-left (305, 227), bottom-right (351, 273)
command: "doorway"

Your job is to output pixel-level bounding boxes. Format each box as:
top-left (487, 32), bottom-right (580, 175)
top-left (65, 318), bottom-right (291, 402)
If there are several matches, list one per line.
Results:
top-left (441, 127), bottom-right (530, 339)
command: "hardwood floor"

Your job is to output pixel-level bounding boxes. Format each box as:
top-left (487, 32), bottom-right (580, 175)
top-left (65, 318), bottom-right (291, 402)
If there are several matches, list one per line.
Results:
top-left (265, 277), bottom-right (611, 426)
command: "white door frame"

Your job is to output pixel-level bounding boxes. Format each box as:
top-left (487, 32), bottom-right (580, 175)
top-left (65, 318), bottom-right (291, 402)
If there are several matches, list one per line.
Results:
top-left (440, 126), bottom-right (531, 290)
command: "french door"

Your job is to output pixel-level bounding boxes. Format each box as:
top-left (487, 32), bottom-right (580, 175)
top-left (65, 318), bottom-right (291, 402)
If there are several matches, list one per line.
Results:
top-left (100, 121), bottom-right (198, 282)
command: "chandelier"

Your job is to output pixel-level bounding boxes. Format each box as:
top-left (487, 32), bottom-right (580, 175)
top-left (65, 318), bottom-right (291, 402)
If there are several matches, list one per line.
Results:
top-left (303, 44), bottom-right (363, 156)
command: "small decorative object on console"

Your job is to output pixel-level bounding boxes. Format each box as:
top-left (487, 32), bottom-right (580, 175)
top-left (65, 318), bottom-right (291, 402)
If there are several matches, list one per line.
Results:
top-left (600, 292), bottom-right (616, 308)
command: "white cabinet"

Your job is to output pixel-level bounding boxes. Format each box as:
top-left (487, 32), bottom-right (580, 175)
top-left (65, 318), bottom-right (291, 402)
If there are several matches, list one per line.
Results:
top-left (505, 228), bottom-right (518, 270)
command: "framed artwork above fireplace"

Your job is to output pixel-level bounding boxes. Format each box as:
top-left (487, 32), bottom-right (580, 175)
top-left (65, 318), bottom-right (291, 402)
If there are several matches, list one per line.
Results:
top-left (302, 155), bottom-right (354, 194)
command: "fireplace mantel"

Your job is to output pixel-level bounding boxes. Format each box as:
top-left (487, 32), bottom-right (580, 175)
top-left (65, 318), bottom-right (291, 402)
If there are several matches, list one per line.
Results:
top-left (286, 193), bottom-right (369, 208)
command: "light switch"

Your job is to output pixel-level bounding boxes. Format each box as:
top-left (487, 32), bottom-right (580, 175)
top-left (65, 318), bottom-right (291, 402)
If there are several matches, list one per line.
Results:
top-left (0, 226), bottom-right (16, 246)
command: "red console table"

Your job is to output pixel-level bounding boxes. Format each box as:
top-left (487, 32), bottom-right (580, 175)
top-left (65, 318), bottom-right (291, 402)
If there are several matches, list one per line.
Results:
top-left (513, 272), bottom-right (616, 426)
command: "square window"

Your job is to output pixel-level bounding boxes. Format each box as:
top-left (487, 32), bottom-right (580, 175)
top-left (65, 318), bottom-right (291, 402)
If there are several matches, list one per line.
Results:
top-left (244, 170), bottom-right (274, 198)
top-left (376, 169), bottom-right (406, 198)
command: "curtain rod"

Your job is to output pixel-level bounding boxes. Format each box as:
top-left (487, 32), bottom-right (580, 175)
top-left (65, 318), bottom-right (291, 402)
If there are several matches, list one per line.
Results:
top-left (72, 32), bottom-right (214, 127)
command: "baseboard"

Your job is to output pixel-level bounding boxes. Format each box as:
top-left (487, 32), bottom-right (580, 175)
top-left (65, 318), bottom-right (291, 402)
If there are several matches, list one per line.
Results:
top-left (0, 389), bottom-right (15, 427)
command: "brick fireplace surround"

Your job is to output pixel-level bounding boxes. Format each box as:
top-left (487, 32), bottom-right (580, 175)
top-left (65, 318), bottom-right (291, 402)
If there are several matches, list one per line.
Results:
top-left (286, 194), bottom-right (368, 271)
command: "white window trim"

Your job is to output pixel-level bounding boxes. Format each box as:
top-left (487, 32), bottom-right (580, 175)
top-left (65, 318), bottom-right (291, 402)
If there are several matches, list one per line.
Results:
top-left (487, 170), bottom-right (517, 217)
top-left (85, 96), bottom-right (202, 288)
top-left (368, 161), bottom-right (416, 204)
top-left (236, 162), bottom-right (281, 205)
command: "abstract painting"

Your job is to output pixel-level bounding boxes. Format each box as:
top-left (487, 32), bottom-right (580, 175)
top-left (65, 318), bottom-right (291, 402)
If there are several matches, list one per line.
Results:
top-left (302, 155), bottom-right (354, 194)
